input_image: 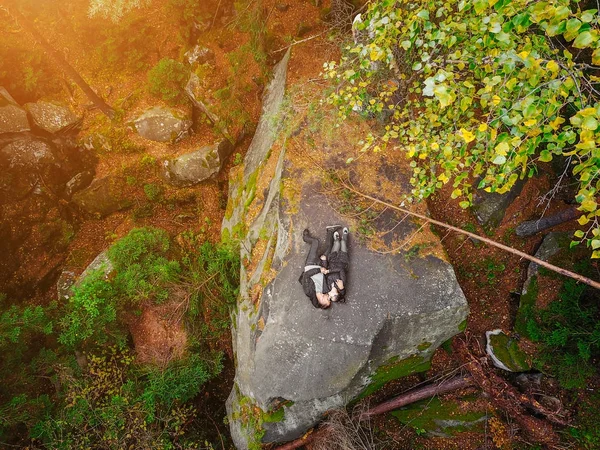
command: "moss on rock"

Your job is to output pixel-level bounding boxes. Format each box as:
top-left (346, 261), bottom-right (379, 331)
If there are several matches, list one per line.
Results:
top-left (358, 354), bottom-right (431, 400)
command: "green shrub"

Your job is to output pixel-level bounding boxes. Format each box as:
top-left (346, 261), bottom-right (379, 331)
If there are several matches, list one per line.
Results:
top-left (93, 16), bottom-right (155, 73)
top-left (0, 301), bottom-right (53, 349)
top-left (58, 269), bottom-right (120, 349)
top-left (180, 236), bottom-right (240, 341)
top-left (108, 227), bottom-right (180, 304)
top-left (32, 347), bottom-right (218, 449)
top-left (141, 352), bottom-right (223, 420)
top-left (165, 0), bottom-right (209, 45)
top-left (147, 58), bottom-right (190, 105)
top-left (527, 278), bottom-right (600, 389)
top-left (144, 183), bottom-right (163, 202)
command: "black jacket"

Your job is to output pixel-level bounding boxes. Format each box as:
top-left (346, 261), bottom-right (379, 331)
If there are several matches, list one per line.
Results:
top-left (298, 267), bottom-right (324, 308)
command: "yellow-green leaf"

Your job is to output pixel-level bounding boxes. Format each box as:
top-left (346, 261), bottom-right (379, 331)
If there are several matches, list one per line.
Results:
top-left (459, 128), bottom-right (476, 143)
top-left (573, 31), bottom-right (595, 49)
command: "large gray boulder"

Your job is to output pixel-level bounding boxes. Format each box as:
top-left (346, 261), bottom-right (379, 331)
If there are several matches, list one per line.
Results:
top-left (223, 49), bottom-right (469, 448)
top-left (162, 140), bottom-right (233, 186)
top-left (0, 87), bottom-right (30, 134)
top-left (133, 106), bottom-right (192, 143)
top-left (25, 100), bottom-right (80, 134)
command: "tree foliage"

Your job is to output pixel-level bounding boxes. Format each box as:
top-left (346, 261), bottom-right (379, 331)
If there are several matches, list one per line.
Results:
top-left (326, 0), bottom-right (600, 256)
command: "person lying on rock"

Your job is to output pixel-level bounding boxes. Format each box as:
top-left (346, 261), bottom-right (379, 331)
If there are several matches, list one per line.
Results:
top-left (321, 226), bottom-right (349, 303)
top-left (298, 228), bottom-right (331, 309)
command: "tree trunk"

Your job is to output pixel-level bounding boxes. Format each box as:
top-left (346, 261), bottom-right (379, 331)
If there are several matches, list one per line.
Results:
top-left (358, 374), bottom-right (476, 420)
top-left (6, 5), bottom-right (115, 119)
top-left (516, 205), bottom-right (582, 237)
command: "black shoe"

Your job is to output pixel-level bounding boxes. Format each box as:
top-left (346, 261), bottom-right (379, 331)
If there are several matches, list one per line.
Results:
top-left (303, 228), bottom-right (311, 243)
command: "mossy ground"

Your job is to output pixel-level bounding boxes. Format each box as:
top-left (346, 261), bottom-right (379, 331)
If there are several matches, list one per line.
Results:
top-left (391, 395), bottom-right (488, 436)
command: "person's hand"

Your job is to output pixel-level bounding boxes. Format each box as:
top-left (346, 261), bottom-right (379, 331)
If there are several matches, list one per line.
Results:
top-left (336, 279), bottom-right (344, 290)
top-left (320, 267), bottom-right (329, 274)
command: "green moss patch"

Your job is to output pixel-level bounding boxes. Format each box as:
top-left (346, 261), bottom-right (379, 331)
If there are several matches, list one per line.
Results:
top-left (417, 341), bottom-right (432, 351)
top-left (458, 319), bottom-right (467, 332)
top-left (391, 396), bottom-right (487, 437)
top-left (358, 355), bottom-right (431, 400)
top-left (514, 276), bottom-right (538, 338)
top-left (488, 332), bottom-right (530, 372)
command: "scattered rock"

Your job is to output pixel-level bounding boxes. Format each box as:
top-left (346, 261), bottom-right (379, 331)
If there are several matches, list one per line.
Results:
top-left (0, 87), bottom-right (30, 134)
top-left (486, 329), bottom-right (530, 372)
top-left (133, 106), bottom-right (192, 143)
top-left (25, 100), bottom-right (80, 134)
top-left (184, 45), bottom-right (215, 66)
top-left (56, 270), bottom-right (77, 300)
top-left (162, 140), bottom-right (234, 186)
top-left (0, 132), bottom-right (95, 297)
top-left (76, 251), bottom-right (114, 284)
top-left (72, 175), bottom-right (131, 217)
top-left (275, 3), bottom-right (289, 11)
top-left (82, 133), bottom-right (112, 153)
top-left (65, 171), bottom-right (94, 198)
top-left (472, 178), bottom-right (526, 228)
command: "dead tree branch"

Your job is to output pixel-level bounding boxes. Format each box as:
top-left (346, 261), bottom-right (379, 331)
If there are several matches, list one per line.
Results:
top-left (339, 179), bottom-right (600, 290)
top-left (516, 206), bottom-right (582, 237)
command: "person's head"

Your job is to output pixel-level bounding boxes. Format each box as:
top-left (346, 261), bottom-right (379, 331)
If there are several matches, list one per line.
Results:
top-left (329, 286), bottom-right (339, 302)
top-left (316, 292), bottom-right (331, 308)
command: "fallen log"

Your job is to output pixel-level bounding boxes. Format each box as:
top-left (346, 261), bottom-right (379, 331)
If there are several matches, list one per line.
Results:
top-left (516, 206), bottom-right (582, 237)
top-left (358, 374), bottom-right (476, 420)
top-left (275, 374), bottom-right (477, 450)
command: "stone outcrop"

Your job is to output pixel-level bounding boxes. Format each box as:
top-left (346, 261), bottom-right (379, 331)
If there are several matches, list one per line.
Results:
top-left (162, 140), bottom-right (233, 186)
top-left (133, 106), bottom-right (192, 143)
top-left (223, 50), bottom-right (469, 448)
top-left (0, 87), bottom-right (30, 134)
top-left (25, 100), bottom-right (81, 134)
top-left (72, 175), bottom-right (131, 217)
top-left (0, 130), bottom-right (95, 298)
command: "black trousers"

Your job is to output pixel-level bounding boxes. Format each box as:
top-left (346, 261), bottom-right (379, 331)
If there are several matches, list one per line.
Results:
top-left (303, 235), bottom-right (321, 266)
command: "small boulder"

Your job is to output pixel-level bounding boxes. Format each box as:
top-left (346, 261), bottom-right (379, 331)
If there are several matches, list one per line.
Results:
top-left (133, 106), bottom-right (192, 143)
top-left (82, 133), bottom-right (112, 153)
top-left (77, 251), bottom-right (114, 283)
top-left (25, 101), bottom-right (80, 134)
top-left (65, 171), bottom-right (94, 198)
top-left (184, 45), bottom-right (215, 66)
top-left (0, 87), bottom-right (30, 134)
top-left (486, 329), bottom-right (530, 372)
top-left (1, 138), bottom-right (57, 168)
top-left (162, 140), bottom-right (233, 186)
top-left (72, 175), bottom-right (131, 217)
top-left (56, 270), bottom-right (77, 300)
top-left (472, 178), bottom-right (526, 228)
